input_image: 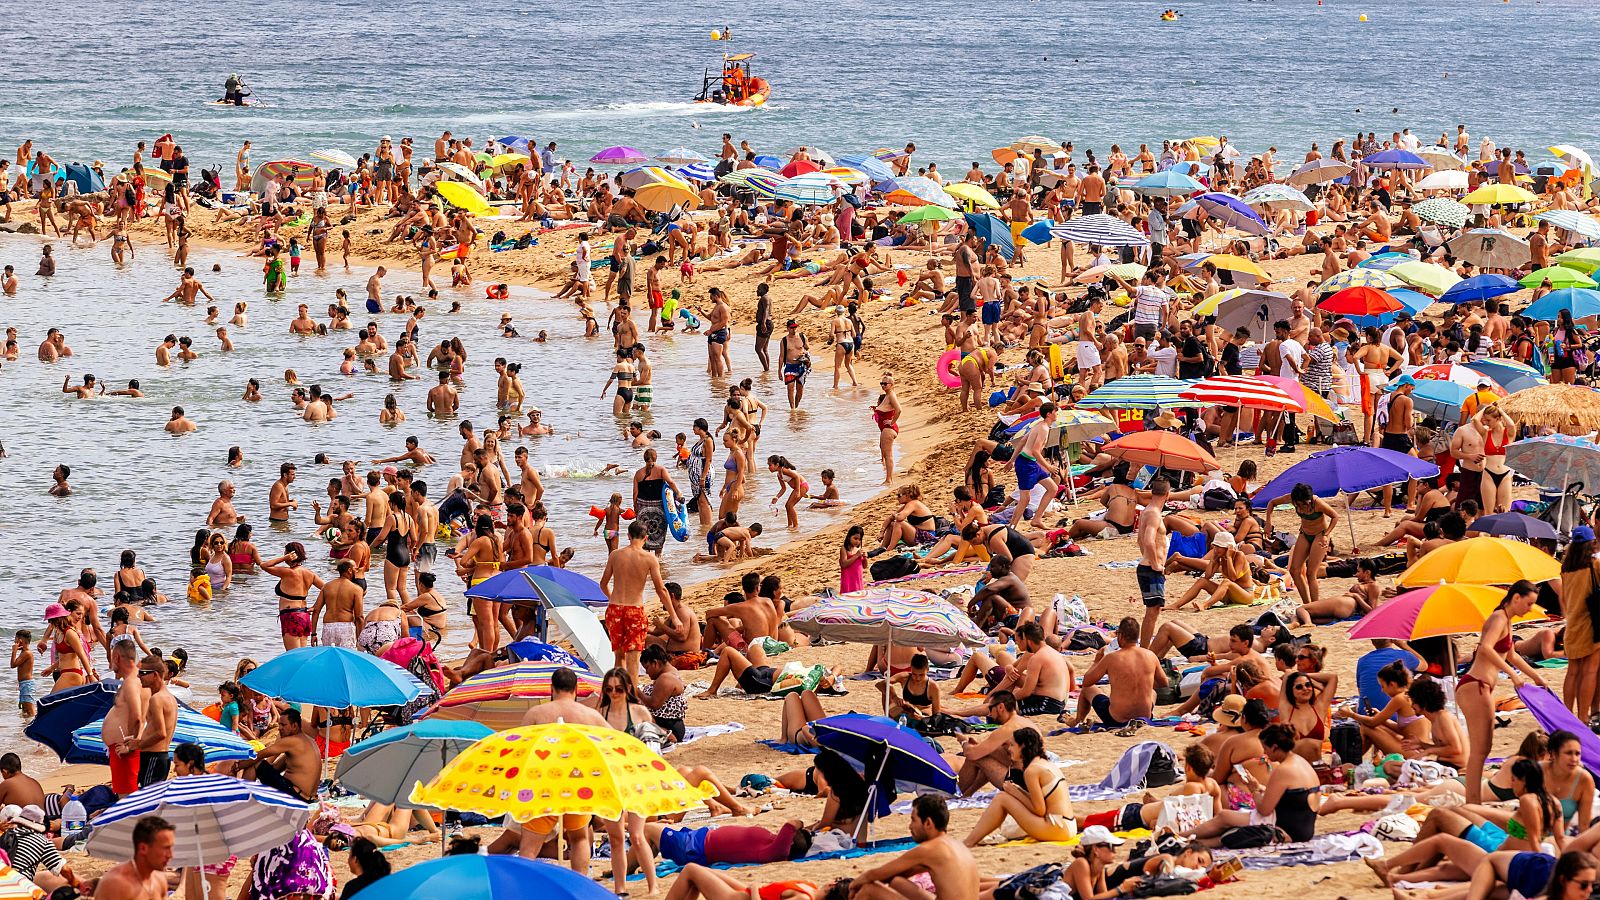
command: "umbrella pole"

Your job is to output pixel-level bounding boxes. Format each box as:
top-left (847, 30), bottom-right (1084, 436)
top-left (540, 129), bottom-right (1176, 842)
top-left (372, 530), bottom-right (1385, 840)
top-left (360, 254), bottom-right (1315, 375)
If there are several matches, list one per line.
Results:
top-left (884, 628), bottom-right (892, 716)
top-left (1346, 494), bottom-right (1358, 553)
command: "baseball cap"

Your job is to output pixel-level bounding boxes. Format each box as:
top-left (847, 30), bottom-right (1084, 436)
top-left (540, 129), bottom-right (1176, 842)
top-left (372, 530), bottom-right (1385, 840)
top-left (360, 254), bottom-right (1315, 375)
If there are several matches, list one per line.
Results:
top-left (1079, 825), bottom-right (1126, 847)
top-left (1386, 374), bottom-right (1417, 391)
top-left (1214, 694), bottom-right (1247, 725)
top-left (1573, 525), bottom-right (1595, 543)
top-left (1477, 378), bottom-right (1492, 388)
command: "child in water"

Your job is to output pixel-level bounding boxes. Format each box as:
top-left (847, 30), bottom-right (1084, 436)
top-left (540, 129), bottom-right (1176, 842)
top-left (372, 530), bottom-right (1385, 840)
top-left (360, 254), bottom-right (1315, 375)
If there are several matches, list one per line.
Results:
top-left (288, 236), bottom-right (302, 276)
top-left (595, 492), bottom-right (626, 553)
top-left (808, 468), bottom-right (845, 508)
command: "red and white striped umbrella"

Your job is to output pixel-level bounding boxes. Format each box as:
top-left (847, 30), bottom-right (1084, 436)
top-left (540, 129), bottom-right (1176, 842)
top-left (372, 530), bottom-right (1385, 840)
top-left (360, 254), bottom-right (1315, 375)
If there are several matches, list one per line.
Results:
top-left (1412, 363), bottom-right (1498, 391)
top-left (1178, 375), bottom-right (1304, 412)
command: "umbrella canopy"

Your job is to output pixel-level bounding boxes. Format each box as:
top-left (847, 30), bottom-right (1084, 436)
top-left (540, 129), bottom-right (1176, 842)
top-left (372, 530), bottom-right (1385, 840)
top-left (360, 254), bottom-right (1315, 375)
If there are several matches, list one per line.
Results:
top-left (675, 161), bottom-right (716, 183)
top-left (24, 681), bottom-right (118, 762)
top-left (1077, 374), bottom-right (1196, 411)
top-left (1521, 266), bottom-right (1598, 290)
top-left (1551, 144), bottom-right (1596, 173)
top-left (1408, 379), bottom-right (1475, 420)
top-left (1255, 446), bottom-right (1439, 504)
top-left (1412, 197), bottom-right (1470, 228)
top-left (837, 153), bottom-right (896, 182)
top-left (1010, 136), bottom-right (1062, 154)
top-left (814, 714), bottom-right (958, 797)
top-left (1184, 252), bottom-right (1269, 280)
top-left (1211, 288), bottom-right (1295, 334)
top-left (309, 148), bottom-right (357, 169)
top-left (1470, 512), bottom-right (1560, 542)
top-left (433, 180), bottom-right (493, 216)
top-left (250, 159), bottom-right (318, 193)
top-left (1049, 408), bottom-right (1116, 443)
top-left (1537, 210), bottom-right (1600, 241)
top-left (1075, 261), bottom-right (1147, 284)
top-left (464, 567), bottom-right (589, 608)
top-left (1363, 148), bottom-right (1430, 169)
top-left (497, 136), bottom-right (531, 154)
top-left (435, 161), bottom-right (484, 188)
top-left (0, 867), bottom-right (43, 900)
top-left (1415, 170), bottom-right (1469, 191)
top-left (411, 723), bottom-right (715, 821)
top-left (589, 146), bottom-right (646, 165)
top-left (635, 181), bottom-right (700, 213)
top-left (1555, 248), bottom-right (1600, 275)
top-left (1132, 169), bottom-right (1204, 196)
top-left (1398, 536), bottom-right (1561, 587)
top-left (1319, 286), bottom-right (1402, 316)
top-left (425, 662), bottom-right (603, 730)
top-left (617, 166), bottom-right (677, 191)
top-left (1178, 375), bottom-right (1301, 412)
top-left (1241, 184), bottom-right (1313, 212)
top-left (1525, 287), bottom-right (1600, 321)
top-left (1348, 584), bottom-right (1524, 641)
top-left (944, 182), bottom-right (999, 209)
top-left (718, 166), bottom-right (779, 187)
top-left (885, 175), bottom-right (957, 208)
top-left (1191, 288), bottom-right (1286, 317)
top-left (1463, 183), bottom-right (1537, 206)
top-left (788, 588), bottom-right (987, 649)
top-left (774, 172), bottom-right (842, 206)
top-left (1442, 273), bottom-right (1522, 305)
top-left (363, 854), bottom-right (617, 900)
top-left (1319, 268), bottom-right (1403, 294)
top-left (1255, 375), bottom-right (1341, 422)
top-left (779, 159), bottom-right (820, 178)
top-left (899, 205), bottom-right (960, 225)
top-left (545, 605), bottom-right (615, 673)
top-left (1492, 384), bottom-right (1600, 434)
top-left (1387, 260), bottom-right (1462, 297)
top-left (488, 153), bottom-right (530, 172)
top-left (1193, 192), bottom-right (1269, 236)
top-left (1504, 434), bottom-right (1600, 491)
top-left (336, 720), bottom-right (495, 808)
top-left (1356, 251), bottom-right (1413, 272)
top-left (1413, 362), bottom-right (1499, 390)
top-left (73, 703), bottom-right (256, 764)
top-left (241, 646), bottom-right (423, 708)
top-left (1417, 148), bottom-right (1466, 170)
top-left (1446, 229), bottom-right (1531, 270)
top-left (1466, 359), bottom-right (1547, 394)
top-left (1101, 431), bottom-right (1218, 473)
top-left (964, 213), bottom-right (1014, 261)
top-left (653, 147), bottom-right (707, 165)
top-left (85, 774), bottom-right (309, 868)
top-left (1286, 159), bottom-right (1354, 187)
top-left (825, 166), bottom-right (870, 185)
top-left (1050, 214), bottom-right (1149, 247)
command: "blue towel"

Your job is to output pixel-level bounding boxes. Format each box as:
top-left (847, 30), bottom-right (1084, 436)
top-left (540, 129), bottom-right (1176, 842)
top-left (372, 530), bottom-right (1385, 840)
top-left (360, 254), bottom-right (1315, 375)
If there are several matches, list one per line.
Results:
top-left (632, 838), bottom-right (917, 880)
top-left (757, 740), bottom-right (818, 755)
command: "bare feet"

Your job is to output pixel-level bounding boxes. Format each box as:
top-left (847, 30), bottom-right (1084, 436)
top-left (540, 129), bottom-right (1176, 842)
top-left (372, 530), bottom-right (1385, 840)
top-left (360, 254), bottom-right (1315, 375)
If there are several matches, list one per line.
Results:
top-left (1365, 855), bottom-right (1392, 887)
top-left (693, 691), bottom-right (716, 701)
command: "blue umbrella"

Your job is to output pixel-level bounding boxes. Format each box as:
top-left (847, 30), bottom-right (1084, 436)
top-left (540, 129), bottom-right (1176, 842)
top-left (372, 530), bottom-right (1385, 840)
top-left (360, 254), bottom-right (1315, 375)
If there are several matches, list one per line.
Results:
top-left (463, 567), bottom-right (588, 607)
top-left (365, 854), bottom-right (616, 900)
top-left (837, 153), bottom-right (896, 182)
top-left (26, 680), bottom-right (118, 762)
top-left (506, 640), bottom-right (588, 669)
top-left (1525, 288), bottom-right (1600, 321)
top-left (813, 713), bottom-right (957, 839)
top-left (963, 213), bottom-right (1014, 261)
top-left (335, 720), bottom-right (494, 808)
top-left (1466, 358), bottom-right (1547, 394)
top-left (1470, 512), bottom-right (1559, 541)
top-left (1442, 273), bottom-right (1522, 305)
top-left (241, 646), bottom-right (422, 708)
top-left (1363, 148), bottom-right (1429, 170)
top-left (751, 154), bottom-right (782, 170)
top-left (1256, 446), bottom-right (1440, 506)
top-left (1356, 251), bottom-right (1412, 271)
top-left (1193, 192), bottom-right (1269, 236)
top-left (1407, 379), bottom-right (1474, 420)
top-left (675, 162), bottom-right (716, 182)
top-left (1483, 159), bottom-right (1531, 177)
top-left (1020, 219), bottom-right (1056, 245)
top-left (1132, 169), bottom-right (1203, 197)
top-left (74, 703), bottom-right (256, 764)
top-left (497, 136), bottom-right (531, 155)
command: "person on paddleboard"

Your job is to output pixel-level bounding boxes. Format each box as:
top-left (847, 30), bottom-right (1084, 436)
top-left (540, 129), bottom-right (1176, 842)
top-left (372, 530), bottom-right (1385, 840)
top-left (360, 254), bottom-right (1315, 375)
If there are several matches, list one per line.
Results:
top-left (222, 74), bottom-right (251, 106)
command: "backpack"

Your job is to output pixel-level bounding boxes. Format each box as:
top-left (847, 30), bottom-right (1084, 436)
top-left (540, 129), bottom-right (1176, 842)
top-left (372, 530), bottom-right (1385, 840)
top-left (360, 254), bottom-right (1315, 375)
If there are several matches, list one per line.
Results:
top-left (869, 555), bottom-right (919, 582)
top-left (994, 863), bottom-right (1064, 900)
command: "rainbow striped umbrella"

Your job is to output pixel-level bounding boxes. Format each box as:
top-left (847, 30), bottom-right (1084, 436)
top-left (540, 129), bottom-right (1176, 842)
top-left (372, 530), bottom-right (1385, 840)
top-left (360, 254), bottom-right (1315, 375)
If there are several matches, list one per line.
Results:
top-left (1077, 374), bottom-right (1197, 411)
top-left (718, 166), bottom-right (779, 187)
top-left (425, 662), bottom-right (603, 730)
top-left (1318, 268), bottom-right (1403, 294)
top-left (1179, 375), bottom-right (1302, 413)
top-left (885, 175), bottom-right (957, 208)
top-left (788, 588), bottom-right (986, 649)
top-left (0, 867), bottom-right (43, 900)
top-left (741, 172), bottom-right (785, 200)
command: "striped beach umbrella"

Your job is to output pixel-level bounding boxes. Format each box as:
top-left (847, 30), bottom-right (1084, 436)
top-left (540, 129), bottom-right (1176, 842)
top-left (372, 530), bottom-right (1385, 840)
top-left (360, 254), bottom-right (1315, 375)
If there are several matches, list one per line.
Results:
top-left (788, 588), bottom-right (987, 649)
top-left (425, 661), bottom-right (603, 730)
top-left (825, 166), bottom-right (870, 185)
top-left (1466, 358), bottom-right (1546, 394)
top-left (73, 704), bottom-right (257, 764)
top-left (838, 153), bottom-right (896, 182)
top-left (675, 161), bottom-right (716, 182)
top-left (1049, 214), bottom-right (1149, 247)
top-left (1241, 183), bottom-right (1314, 212)
top-left (775, 172), bottom-right (845, 205)
top-left (1537, 210), bottom-right (1600, 241)
top-left (85, 774), bottom-right (309, 868)
top-left (742, 172), bottom-right (785, 200)
top-left (718, 166), bottom-right (779, 187)
top-left (1077, 374), bottom-right (1197, 411)
top-left (1318, 268), bottom-right (1403, 294)
top-left (1179, 375), bottom-right (1302, 412)
top-left (1412, 198), bottom-right (1470, 228)
top-left (1286, 158), bottom-right (1353, 187)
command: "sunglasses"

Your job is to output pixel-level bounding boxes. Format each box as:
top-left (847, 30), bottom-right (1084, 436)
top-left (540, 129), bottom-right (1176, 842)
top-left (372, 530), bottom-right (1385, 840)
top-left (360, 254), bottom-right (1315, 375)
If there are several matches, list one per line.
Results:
top-left (138, 668), bottom-right (160, 676)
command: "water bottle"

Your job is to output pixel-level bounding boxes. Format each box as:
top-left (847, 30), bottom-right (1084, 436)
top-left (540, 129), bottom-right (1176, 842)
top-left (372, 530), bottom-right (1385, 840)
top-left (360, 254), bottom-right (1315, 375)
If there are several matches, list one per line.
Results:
top-left (897, 715), bottom-right (909, 730)
top-left (62, 796), bottom-right (86, 833)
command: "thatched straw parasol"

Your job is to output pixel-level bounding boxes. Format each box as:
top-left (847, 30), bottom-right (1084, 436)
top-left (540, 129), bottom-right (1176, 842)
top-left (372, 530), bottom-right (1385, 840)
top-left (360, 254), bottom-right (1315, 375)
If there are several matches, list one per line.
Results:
top-left (1489, 384), bottom-right (1600, 435)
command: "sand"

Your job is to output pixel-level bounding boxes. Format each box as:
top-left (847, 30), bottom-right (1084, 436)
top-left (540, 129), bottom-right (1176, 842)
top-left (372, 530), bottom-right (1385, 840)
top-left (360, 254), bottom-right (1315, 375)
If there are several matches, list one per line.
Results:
top-left (6, 196), bottom-right (1567, 900)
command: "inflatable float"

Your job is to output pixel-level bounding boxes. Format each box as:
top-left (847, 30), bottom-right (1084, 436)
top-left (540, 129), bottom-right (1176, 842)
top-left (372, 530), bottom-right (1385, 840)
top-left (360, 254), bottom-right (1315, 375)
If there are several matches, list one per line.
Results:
top-left (665, 496), bottom-right (689, 542)
top-left (936, 349), bottom-right (963, 389)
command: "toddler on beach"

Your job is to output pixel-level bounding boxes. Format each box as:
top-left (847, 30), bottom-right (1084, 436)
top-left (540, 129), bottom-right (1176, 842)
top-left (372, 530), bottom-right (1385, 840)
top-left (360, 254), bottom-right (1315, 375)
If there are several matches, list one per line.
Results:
top-left (10, 632), bottom-right (35, 718)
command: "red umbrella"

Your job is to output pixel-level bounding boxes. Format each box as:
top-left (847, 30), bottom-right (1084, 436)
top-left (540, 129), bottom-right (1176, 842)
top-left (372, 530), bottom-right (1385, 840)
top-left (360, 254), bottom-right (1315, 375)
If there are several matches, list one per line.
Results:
top-left (1178, 375), bottom-right (1302, 412)
top-left (1102, 431), bottom-right (1219, 473)
top-left (1318, 286), bottom-right (1402, 316)
top-left (781, 159), bottom-right (821, 178)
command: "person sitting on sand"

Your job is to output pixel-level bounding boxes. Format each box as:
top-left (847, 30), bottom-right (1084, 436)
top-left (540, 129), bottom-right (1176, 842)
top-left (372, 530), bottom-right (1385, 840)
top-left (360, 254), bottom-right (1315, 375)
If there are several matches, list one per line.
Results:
top-left (1375, 476), bottom-right (1451, 546)
top-left (694, 522), bottom-right (766, 563)
top-left (1181, 723), bottom-right (1321, 847)
top-left (950, 622), bottom-right (1071, 718)
top-left (1080, 744), bottom-right (1223, 835)
top-left (961, 726), bottom-right (1075, 846)
top-left (956, 691), bottom-right (1028, 794)
top-left (882, 653), bottom-right (943, 723)
top-left (1065, 616), bottom-right (1165, 729)
top-left (849, 796), bottom-right (979, 900)
top-left (1168, 532), bottom-right (1256, 611)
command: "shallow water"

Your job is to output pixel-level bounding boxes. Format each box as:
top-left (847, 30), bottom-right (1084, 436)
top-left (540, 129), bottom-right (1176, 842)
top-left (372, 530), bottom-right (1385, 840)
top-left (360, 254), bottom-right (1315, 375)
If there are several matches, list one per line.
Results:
top-left (0, 234), bottom-right (886, 764)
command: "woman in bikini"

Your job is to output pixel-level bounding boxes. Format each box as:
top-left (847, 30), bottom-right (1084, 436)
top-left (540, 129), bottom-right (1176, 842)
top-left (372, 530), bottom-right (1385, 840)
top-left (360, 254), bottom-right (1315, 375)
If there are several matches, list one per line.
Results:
top-left (718, 427), bottom-right (747, 522)
top-left (1541, 730), bottom-right (1595, 836)
top-left (1478, 405), bottom-right (1517, 514)
top-left (405, 572), bottom-right (448, 646)
top-left (766, 455), bottom-right (808, 530)
top-left (1171, 532), bottom-right (1255, 611)
top-left (460, 514), bottom-right (504, 669)
top-left (1293, 557), bottom-right (1382, 625)
top-left (227, 524), bottom-right (263, 575)
top-left (1280, 670), bottom-right (1336, 762)
top-left (527, 502), bottom-right (559, 566)
top-left (1376, 476), bottom-right (1451, 547)
top-left (1458, 580), bottom-right (1549, 804)
top-left (1263, 482), bottom-right (1338, 607)
top-left (368, 490), bottom-right (414, 607)
top-left (962, 727), bottom-right (1076, 846)
top-left (873, 484), bottom-right (936, 553)
top-left (259, 542), bottom-right (325, 651)
top-left (883, 653), bottom-right (942, 722)
top-left (42, 603), bottom-right (91, 692)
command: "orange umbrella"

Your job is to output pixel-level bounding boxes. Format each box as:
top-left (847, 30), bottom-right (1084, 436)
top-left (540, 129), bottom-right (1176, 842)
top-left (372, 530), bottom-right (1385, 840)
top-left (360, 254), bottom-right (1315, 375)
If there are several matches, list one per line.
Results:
top-left (1101, 431), bottom-right (1219, 473)
top-left (991, 147), bottom-right (1022, 165)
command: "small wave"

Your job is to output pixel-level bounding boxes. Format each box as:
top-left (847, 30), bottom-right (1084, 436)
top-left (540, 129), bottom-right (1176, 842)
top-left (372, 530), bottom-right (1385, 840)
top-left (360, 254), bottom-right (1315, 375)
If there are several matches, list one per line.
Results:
top-left (527, 100), bottom-right (756, 122)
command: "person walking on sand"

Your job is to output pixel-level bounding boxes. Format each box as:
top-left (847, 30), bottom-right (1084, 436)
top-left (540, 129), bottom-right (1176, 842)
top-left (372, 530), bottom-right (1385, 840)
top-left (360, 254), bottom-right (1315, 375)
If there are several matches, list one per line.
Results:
top-left (600, 521), bottom-right (670, 677)
top-left (1136, 477), bottom-right (1172, 648)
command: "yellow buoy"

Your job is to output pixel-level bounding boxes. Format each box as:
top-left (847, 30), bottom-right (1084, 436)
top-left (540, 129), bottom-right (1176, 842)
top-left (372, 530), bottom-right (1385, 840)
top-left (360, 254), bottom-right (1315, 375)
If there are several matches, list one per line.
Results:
top-left (1358, 13), bottom-right (1368, 21)
top-left (710, 29), bottom-right (722, 40)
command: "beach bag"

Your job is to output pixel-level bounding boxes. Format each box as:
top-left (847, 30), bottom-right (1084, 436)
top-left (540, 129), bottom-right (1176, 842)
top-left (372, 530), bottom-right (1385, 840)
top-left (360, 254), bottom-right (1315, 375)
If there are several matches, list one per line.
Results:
top-left (1330, 721), bottom-right (1364, 766)
top-left (769, 662), bottom-right (827, 697)
top-left (1220, 824), bottom-right (1285, 849)
top-left (1130, 875), bottom-right (1197, 898)
top-left (1200, 486), bottom-right (1236, 511)
top-left (1375, 813), bottom-right (1420, 842)
top-left (909, 713), bottom-right (971, 737)
top-left (1143, 745), bottom-right (1181, 788)
top-left (1053, 594), bottom-right (1091, 633)
top-left (1371, 550), bottom-right (1409, 576)
top-left (1066, 629), bottom-right (1107, 652)
top-left (994, 863), bottom-right (1064, 900)
top-left (870, 555), bottom-right (919, 582)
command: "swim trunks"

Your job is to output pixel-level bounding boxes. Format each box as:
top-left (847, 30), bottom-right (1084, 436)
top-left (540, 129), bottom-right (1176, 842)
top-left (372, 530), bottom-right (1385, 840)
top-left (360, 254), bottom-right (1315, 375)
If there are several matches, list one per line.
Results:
top-left (110, 748), bottom-right (141, 795)
top-left (1077, 340), bottom-right (1101, 368)
top-left (278, 607), bottom-right (313, 638)
top-left (657, 826), bottom-right (709, 866)
top-left (955, 275), bottom-right (976, 314)
top-left (320, 621), bottom-right (357, 649)
top-left (650, 290), bottom-right (664, 309)
top-left (707, 328), bottom-right (730, 345)
top-left (783, 362), bottom-right (808, 385)
top-left (604, 603), bottom-right (647, 653)
top-left (1091, 693), bottom-right (1128, 728)
top-left (634, 385), bottom-right (652, 406)
top-left (1135, 564), bottom-right (1167, 608)
top-left (137, 751), bottom-right (171, 788)
top-left (981, 300), bottom-right (1002, 326)
top-left (17, 678), bottom-right (36, 708)
top-left (1017, 695), bottom-right (1066, 717)
top-left (1177, 635), bottom-right (1209, 658)
top-left (737, 664), bottom-right (776, 695)
top-left (1015, 454), bottom-right (1049, 491)
top-left (1380, 432), bottom-right (1414, 454)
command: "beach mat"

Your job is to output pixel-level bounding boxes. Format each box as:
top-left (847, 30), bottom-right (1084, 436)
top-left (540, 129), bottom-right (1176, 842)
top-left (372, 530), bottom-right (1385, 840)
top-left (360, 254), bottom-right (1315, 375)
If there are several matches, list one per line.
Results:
top-left (631, 837), bottom-right (916, 880)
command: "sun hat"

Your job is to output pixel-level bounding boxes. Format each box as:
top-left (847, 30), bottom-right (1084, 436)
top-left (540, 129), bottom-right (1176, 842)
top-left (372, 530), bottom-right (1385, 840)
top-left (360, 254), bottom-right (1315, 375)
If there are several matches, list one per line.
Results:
top-left (1214, 694), bottom-right (1247, 725)
top-left (1213, 531), bottom-right (1237, 549)
top-left (43, 603), bottom-right (68, 622)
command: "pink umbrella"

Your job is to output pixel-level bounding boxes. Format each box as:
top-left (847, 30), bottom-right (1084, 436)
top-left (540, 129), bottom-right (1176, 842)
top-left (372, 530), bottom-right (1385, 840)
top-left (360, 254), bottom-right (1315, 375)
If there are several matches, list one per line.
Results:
top-left (1347, 583), bottom-right (1517, 641)
top-left (589, 146), bottom-right (647, 165)
top-left (1412, 363), bottom-right (1505, 393)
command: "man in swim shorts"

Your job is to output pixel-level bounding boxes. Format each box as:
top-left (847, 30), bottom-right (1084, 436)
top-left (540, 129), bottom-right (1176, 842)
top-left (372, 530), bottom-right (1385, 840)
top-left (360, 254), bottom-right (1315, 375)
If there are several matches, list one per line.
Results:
top-left (600, 521), bottom-right (670, 677)
top-left (779, 320), bottom-right (810, 410)
top-left (1076, 294), bottom-right (1105, 391)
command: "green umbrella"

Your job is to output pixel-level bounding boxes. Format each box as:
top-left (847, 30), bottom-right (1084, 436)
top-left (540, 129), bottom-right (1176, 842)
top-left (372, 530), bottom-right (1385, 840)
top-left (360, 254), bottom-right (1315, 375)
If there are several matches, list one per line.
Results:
top-left (1555, 248), bottom-right (1600, 275)
top-left (899, 206), bottom-right (959, 225)
top-left (1520, 266), bottom-right (1598, 290)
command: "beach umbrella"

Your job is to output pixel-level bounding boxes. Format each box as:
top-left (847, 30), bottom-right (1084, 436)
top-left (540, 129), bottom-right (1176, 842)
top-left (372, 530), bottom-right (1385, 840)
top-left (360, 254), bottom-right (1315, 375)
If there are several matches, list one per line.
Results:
top-left (1482, 159), bottom-right (1532, 178)
top-left (85, 774), bottom-right (309, 869)
top-left (241, 646), bottom-right (422, 709)
top-left (616, 166), bottom-right (675, 191)
top-left (589, 146), bottom-right (646, 165)
top-left (1357, 251), bottom-right (1413, 272)
top-left (250, 159), bottom-right (317, 193)
top-left (1255, 446), bottom-right (1439, 505)
top-left (813, 714), bottom-right (958, 839)
top-left (1521, 266), bottom-right (1598, 290)
top-left (1413, 362), bottom-right (1501, 390)
top-left (1348, 584), bottom-right (1529, 641)
top-left (1362, 148), bottom-right (1429, 170)
top-left (1387, 261), bottom-right (1461, 297)
top-left (774, 173), bottom-right (841, 206)
top-left (884, 175), bottom-right (956, 208)
top-left (1049, 214), bottom-right (1149, 247)
top-left (1471, 512), bottom-right (1560, 542)
top-left (24, 680), bottom-right (118, 762)
top-left (435, 161), bottom-right (484, 189)
top-left (1077, 374), bottom-right (1196, 411)
top-left (1009, 135), bottom-right (1062, 154)
top-left (363, 854), bottom-right (616, 900)
top-left (1318, 268), bottom-right (1403, 294)
top-left (1193, 192), bottom-right (1270, 236)
top-left (1417, 148), bottom-right (1467, 170)
top-left (1255, 375), bottom-right (1341, 422)
top-left (824, 166), bottom-right (870, 185)
top-left (1407, 379), bottom-right (1475, 420)
top-left (1466, 358), bottom-right (1547, 394)
top-left (635, 180), bottom-right (700, 212)
top-left (1446, 229), bottom-right (1531, 270)
top-left (741, 172), bottom-right (784, 200)
top-left (718, 166), bottom-right (779, 187)
top-left (488, 153), bottom-right (531, 173)
top-left (73, 704), bottom-right (257, 764)
top-left (1492, 384), bottom-right (1600, 434)
top-left (748, 153), bottom-right (782, 170)
top-left (1537, 210), bottom-right (1600, 241)
top-left (0, 867), bottom-right (43, 900)
top-left (944, 182), bottom-right (1000, 209)
top-left (1412, 197), bottom-right (1470, 228)
top-left (1286, 159), bottom-right (1353, 187)
top-left (497, 136), bottom-right (531, 154)
top-left (675, 162), bottom-right (716, 182)
top-left (424, 662), bottom-right (603, 730)
top-left (336, 720), bottom-right (495, 808)
top-left (1551, 144), bottom-right (1595, 173)
top-left (653, 147), bottom-right (707, 165)
top-left (1415, 170), bottom-right (1468, 192)
top-left (1241, 183), bottom-right (1314, 212)
top-left (1179, 375), bottom-right (1301, 412)
top-left (964, 213), bottom-right (1014, 260)
top-left (1017, 218), bottom-right (1053, 244)
top-left (1075, 261), bottom-right (1147, 284)
top-left (1101, 431), bottom-right (1217, 473)
top-left (433, 180), bottom-right (493, 216)
top-left (465, 567), bottom-right (589, 608)
top-left (789, 588), bottom-right (988, 650)
top-left (411, 723), bottom-right (714, 820)
top-left (1503, 434), bottom-right (1600, 491)
top-left (1441, 273), bottom-right (1522, 305)
top-left (1212, 289), bottom-right (1293, 336)
top-left (1525, 287), bottom-right (1600, 321)
top-left (1399, 536), bottom-right (1560, 587)
top-left (1047, 408), bottom-right (1116, 444)
top-left (1555, 248), bottom-right (1600, 275)
top-left (1132, 169), bottom-right (1204, 196)
top-left (838, 153), bottom-right (895, 182)
top-left (506, 640), bottom-right (588, 668)
top-left (1191, 287), bottom-right (1287, 317)
top-left (899, 205), bottom-right (959, 226)
top-left (1463, 183), bottom-right (1537, 206)
top-left (1319, 286), bottom-right (1402, 316)
top-left (309, 148), bottom-right (357, 169)
top-left (1183, 252), bottom-right (1269, 280)
top-left (778, 158), bottom-right (820, 178)
top-left (545, 605), bottom-right (615, 674)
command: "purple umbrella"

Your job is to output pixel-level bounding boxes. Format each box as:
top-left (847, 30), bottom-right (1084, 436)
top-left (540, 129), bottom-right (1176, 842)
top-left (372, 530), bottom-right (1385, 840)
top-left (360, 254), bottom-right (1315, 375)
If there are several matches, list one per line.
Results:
top-left (1194, 192), bottom-right (1270, 236)
top-left (1483, 159), bottom-right (1531, 177)
top-left (1362, 148), bottom-right (1430, 170)
top-left (813, 713), bottom-right (956, 839)
top-left (1469, 512), bottom-right (1559, 541)
top-left (589, 146), bottom-right (646, 165)
top-left (1256, 446), bottom-right (1440, 505)
top-left (1517, 685), bottom-right (1600, 776)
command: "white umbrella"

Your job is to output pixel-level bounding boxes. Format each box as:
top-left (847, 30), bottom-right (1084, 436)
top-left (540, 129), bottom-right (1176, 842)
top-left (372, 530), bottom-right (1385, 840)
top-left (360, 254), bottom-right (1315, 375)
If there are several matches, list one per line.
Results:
top-left (435, 161), bottom-right (483, 189)
top-left (547, 605), bottom-right (615, 674)
top-left (309, 149), bottom-right (357, 169)
top-left (1551, 144), bottom-right (1595, 174)
top-left (1446, 229), bottom-right (1531, 270)
top-left (1416, 170), bottom-right (1468, 192)
top-left (86, 774), bottom-right (309, 869)
top-left (1241, 184), bottom-right (1314, 212)
top-left (1417, 148), bottom-right (1466, 171)
top-left (654, 147), bottom-right (708, 165)
top-left (1286, 159), bottom-right (1353, 187)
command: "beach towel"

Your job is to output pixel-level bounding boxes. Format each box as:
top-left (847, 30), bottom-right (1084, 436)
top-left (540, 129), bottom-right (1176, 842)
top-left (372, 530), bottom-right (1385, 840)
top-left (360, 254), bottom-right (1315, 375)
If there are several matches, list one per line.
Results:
top-left (666, 722), bottom-right (746, 751)
top-left (757, 740), bottom-right (819, 755)
top-left (1099, 560), bottom-right (1142, 570)
top-left (1067, 741), bottom-right (1179, 802)
top-left (997, 827), bottom-right (1152, 849)
top-left (1226, 832), bottom-right (1384, 870)
top-left (630, 837), bottom-right (916, 880)
top-left (1517, 684), bottom-right (1600, 777)
top-left (871, 562), bottom-right (990, 587)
